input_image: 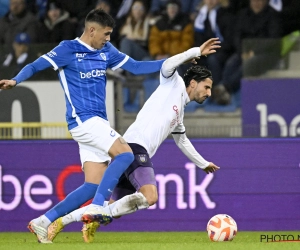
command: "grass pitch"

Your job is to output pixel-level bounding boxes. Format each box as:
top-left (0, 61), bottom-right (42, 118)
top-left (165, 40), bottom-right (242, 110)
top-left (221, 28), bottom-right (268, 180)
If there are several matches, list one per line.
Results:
top-left (0, 232), bottom-right (299, 250)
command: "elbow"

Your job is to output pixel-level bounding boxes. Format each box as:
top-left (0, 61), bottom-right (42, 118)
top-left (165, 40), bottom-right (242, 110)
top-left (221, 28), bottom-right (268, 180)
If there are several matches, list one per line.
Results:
top-left (162, 58), bottom-right (172, 71)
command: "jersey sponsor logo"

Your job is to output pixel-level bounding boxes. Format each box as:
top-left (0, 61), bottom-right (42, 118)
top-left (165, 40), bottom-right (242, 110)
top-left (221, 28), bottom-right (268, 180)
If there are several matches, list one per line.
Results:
top-left (47, 50), bottom-right (57, 57)
top-left (100, 53), bottom-right (106, 61)
top-left (76, 53), bottom-right (87, 58)
top-left (80, 69), bottom-right (106, 79)
top-left (170, 105), bottom-right (180, 128)
top-left (76, 53), bottom-right (87, 62)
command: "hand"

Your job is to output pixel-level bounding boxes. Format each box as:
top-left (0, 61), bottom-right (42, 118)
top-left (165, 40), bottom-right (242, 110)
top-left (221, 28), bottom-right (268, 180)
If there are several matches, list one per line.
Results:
top-left (203, 162), bottom-right (220, 174)
top-left (0, 79), bottom-right (17, 90)
top-left (199, 38), bottom-right (221, 57)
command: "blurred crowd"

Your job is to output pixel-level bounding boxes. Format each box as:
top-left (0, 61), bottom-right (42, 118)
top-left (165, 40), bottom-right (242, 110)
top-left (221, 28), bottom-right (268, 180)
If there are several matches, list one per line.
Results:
top-left (0, 0), bottom-right (300, 107)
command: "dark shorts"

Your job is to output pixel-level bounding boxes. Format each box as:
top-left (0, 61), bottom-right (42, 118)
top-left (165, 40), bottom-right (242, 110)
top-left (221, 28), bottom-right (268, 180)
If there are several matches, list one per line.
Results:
top-left (111, 143), bottom-right (157, 201)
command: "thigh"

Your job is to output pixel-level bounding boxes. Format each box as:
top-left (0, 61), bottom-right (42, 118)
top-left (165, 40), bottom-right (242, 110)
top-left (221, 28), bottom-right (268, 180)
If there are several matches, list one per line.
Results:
top-left (111, 167), bottom-right (157, 202)
top-left (79, 147), bottom-right (111, 168)
top-left (70, 116), bottom-right (122, 157)
top-left (128, 167), bottom-right (157, 191)
top-left (128, 167), bottom-right (157, 205)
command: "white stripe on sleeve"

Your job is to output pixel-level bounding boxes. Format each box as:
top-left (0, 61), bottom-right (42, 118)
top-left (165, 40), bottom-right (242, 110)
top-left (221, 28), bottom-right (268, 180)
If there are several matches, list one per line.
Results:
top-left (42, 55), bottom-right (59, 70)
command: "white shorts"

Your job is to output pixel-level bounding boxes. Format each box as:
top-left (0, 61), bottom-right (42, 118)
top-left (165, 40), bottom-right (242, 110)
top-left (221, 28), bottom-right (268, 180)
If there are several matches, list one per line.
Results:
top-left (69, 116), bottom-right (121, 167)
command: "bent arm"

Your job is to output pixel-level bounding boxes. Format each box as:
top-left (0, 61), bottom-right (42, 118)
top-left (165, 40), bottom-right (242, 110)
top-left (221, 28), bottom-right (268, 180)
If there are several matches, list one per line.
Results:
top-left (121, 57), bottom-right (165, 75)
top-left (172, 132), bottom-right (209, 169)
top-left (161, 48), bottom-right (201, 78)
top-left (13, 57), bottom-right (53, 84)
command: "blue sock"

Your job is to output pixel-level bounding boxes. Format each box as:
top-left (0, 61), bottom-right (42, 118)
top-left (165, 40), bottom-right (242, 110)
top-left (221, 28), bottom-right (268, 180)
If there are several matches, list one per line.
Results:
top-left (45, 182), bottom-right (98, 222)
top-left (92, 152), bottom-right (134, 205)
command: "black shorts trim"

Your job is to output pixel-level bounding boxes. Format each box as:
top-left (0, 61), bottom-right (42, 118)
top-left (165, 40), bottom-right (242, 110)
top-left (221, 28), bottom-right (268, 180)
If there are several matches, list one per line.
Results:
top-left (171, 131), bottom-right (185, 134)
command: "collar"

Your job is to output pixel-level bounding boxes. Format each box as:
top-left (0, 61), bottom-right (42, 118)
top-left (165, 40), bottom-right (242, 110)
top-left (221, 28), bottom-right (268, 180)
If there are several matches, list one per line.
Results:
top-left (75, 37), bottom-right (97, 51)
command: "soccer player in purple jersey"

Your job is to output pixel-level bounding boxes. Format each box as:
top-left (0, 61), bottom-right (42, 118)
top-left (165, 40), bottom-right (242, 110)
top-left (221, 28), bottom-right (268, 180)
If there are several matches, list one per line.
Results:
top-left (0, 9), bottom-right (166, 243)
top-left (47, 38), bottom-right (221, 243)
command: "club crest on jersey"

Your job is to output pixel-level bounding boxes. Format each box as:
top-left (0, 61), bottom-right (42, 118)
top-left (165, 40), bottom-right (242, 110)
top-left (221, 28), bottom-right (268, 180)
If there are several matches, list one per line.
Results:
top-left (100, 53), bottom-right (106, 61)
top-left (138, 154), bottom-right (147, 163)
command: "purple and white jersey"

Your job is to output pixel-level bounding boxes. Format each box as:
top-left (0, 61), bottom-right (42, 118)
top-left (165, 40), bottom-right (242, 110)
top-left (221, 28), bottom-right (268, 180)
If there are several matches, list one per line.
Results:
top-left (42, 38), bottom-right (128, 130)
top-left (124, 70), bottom-right (189, 158)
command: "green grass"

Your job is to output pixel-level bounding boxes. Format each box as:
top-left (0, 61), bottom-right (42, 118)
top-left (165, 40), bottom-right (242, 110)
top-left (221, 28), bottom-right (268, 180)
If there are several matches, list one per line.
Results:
top-left (0, 232), bottom-right (299, 250)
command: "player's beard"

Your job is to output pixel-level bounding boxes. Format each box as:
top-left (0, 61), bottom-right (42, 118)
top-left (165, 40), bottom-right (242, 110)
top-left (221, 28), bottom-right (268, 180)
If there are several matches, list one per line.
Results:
top-left (195, 95), bottom-right (208, 104)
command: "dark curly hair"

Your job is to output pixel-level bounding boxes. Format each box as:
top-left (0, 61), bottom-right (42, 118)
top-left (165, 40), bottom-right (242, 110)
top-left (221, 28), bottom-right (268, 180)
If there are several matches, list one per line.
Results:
top-left (85, 8), bottom-right (115, 28)
top-left (183, 65), bottom-right (213, 87)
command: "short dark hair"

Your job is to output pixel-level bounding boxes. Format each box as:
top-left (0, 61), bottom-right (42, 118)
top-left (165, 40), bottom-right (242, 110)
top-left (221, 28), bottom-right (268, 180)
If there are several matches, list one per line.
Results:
top-left (85, 8), bottom-right (115, 28)
top-left (183, 65), bottom-right (213, 87)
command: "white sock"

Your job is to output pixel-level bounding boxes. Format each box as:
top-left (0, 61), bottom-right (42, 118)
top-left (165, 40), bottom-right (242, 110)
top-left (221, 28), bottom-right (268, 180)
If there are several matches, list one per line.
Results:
top-left (107, 193), bottom-right (149, 217)
top-left (31, 215), bottom-right (51, 229)
top-left (103, 201), bottom-right (109, 207)
top-left (103, 202), bottom-right (117, 217)
top-left (62, 206), bottom-right (88, 226)
top-left (103, 204), bottom-right (113, 217)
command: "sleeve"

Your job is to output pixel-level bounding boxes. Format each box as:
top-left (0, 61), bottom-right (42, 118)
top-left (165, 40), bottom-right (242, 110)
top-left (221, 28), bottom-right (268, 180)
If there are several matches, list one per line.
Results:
top-left (41, 42), bottom-right (73, 70)
top-left (121, 57), bottom-right (165, 75)
top-left (12, 57), bottom-right (53, 84)
top-left (161, 47), bottom-right (201, 78)
top-left (106, 42), bottom-right (164, 74)
top-left (172, 129), bottom-right (209, 169)
top-left (107, 43), bottom-right (129, 70)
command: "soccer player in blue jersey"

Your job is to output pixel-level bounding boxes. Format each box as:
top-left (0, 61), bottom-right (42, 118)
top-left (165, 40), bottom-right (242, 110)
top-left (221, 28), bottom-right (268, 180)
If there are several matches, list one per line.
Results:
top-left (0, 9), bottom-right (165, 243)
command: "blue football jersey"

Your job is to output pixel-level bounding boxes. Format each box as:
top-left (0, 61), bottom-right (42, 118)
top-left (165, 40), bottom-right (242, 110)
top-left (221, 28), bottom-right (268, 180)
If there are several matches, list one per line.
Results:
top-left (41, 38), bottom-right (129, 130)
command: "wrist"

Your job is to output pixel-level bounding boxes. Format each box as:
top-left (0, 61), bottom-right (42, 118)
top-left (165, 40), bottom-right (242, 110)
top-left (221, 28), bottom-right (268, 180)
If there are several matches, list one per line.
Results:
top-left (187, 47), bottom-right (201, 58)
top-left (11, 78), bottom-right (18, 85)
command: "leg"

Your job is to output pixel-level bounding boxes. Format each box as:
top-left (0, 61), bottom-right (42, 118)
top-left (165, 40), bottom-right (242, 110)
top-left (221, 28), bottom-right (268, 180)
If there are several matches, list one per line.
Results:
top-left (139, 184), bottom-right (158, 206)
top-left (29, 164), bottom-right (106, 243)
top-left (45, 162), bottom-right (106, 221)
top-left (106, 166), bottom-right (157, 218)
top-left (68, 117), bottom-right (134, 209)
top-left (29, 146), bottom-right (109, 243)
top-left (82, 147), bottom-right (155, 242)
top-left (89, 137), bottom-right (133, 207)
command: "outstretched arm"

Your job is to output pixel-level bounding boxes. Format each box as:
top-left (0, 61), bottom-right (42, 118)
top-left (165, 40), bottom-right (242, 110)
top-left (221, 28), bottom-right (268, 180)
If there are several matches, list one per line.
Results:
top-left (120, 57), bottom-right (165, 75)
top-left (172, 132), bottom-right (220, 174)
top-left (161, 38), bottom-right (221, 78)
top-left (0, 57), bottom-right (53, 89)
